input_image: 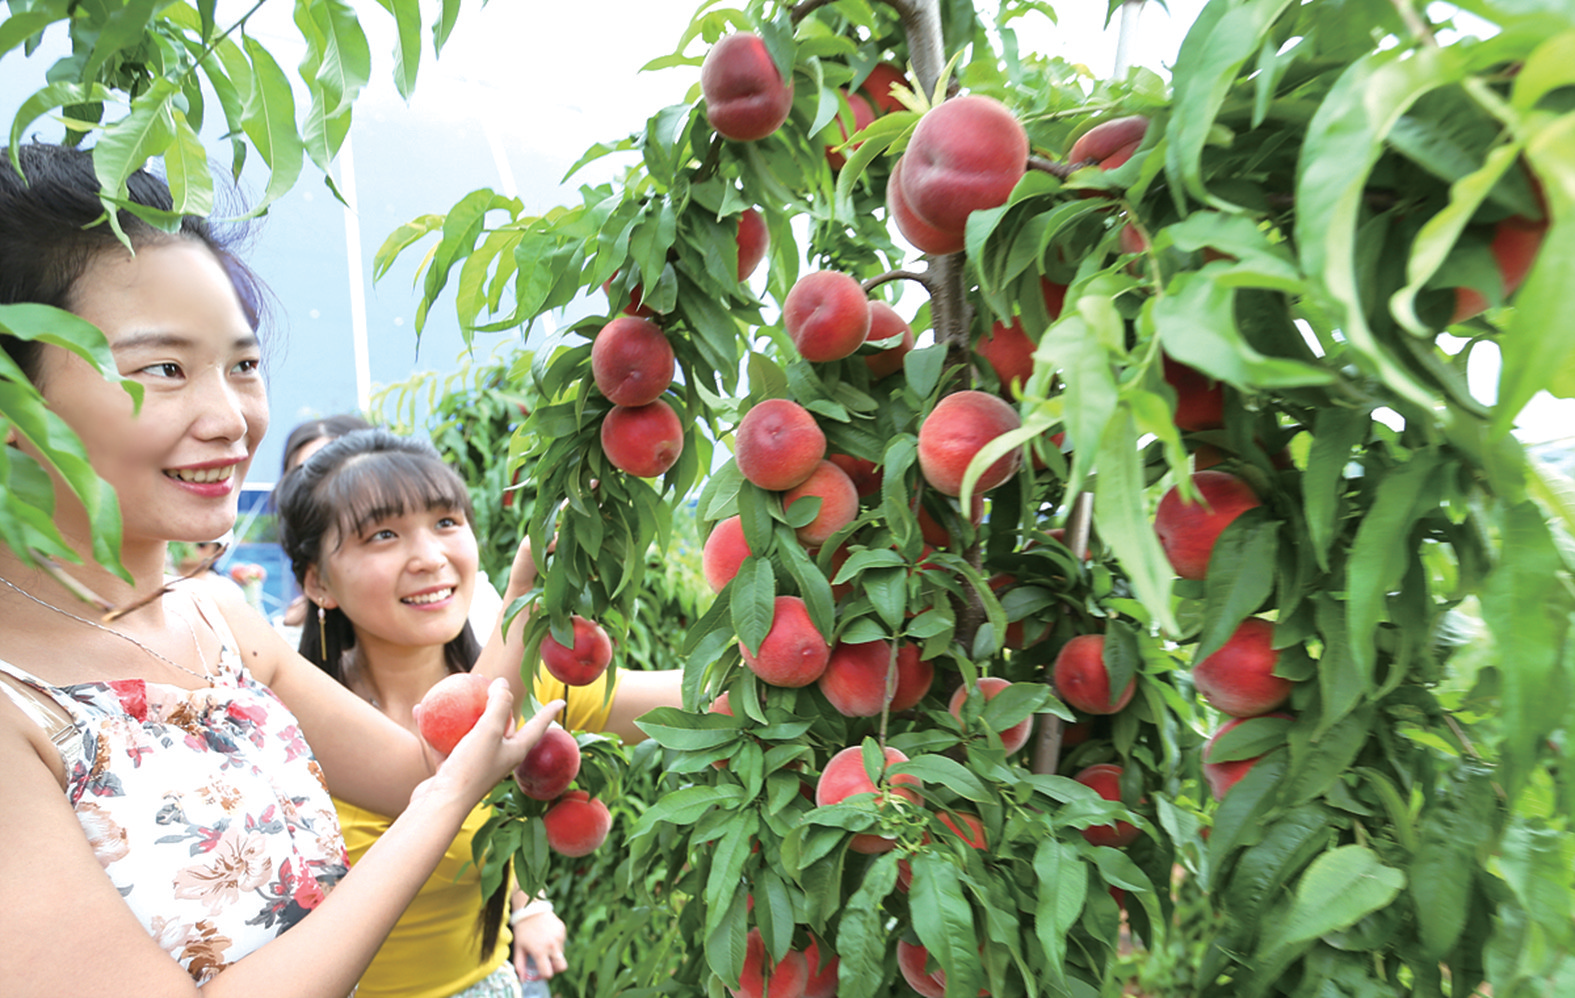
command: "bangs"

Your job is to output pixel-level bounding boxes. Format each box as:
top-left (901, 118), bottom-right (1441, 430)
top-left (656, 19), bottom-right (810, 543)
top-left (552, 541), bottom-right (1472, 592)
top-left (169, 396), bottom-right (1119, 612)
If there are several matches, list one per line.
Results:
top-left (319, 450), bottom-right (475, 546)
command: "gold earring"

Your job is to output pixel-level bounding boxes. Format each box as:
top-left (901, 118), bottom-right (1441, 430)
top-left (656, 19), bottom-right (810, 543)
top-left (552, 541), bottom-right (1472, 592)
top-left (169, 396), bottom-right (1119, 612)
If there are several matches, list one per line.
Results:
top-left (317, 603), bottom-right (328, 657)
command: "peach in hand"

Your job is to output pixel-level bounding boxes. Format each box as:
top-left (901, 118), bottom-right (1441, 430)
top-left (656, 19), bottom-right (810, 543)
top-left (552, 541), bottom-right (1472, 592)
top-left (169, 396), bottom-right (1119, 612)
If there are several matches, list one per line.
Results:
top-left (414, 672), bottom-right (493, 755)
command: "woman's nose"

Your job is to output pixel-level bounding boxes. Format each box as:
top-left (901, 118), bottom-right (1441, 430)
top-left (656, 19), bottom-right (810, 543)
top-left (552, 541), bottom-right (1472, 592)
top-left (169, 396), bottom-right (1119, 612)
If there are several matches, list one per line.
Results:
top-left (407, 530), bottom-right (450, 571)
top-left (193, 370), bottom-right (252, 442)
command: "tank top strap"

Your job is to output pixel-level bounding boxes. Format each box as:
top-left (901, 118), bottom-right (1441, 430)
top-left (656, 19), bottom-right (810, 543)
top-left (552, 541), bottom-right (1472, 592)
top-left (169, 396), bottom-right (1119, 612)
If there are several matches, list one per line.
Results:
top-left (0, 660), bottom-right (86, 764)
top-left (183, 589), bottom-right (246, 683)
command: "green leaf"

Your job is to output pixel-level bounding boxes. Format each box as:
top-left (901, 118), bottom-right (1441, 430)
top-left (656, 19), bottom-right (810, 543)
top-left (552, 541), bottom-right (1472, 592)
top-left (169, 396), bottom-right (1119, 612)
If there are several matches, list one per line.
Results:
top-left (93, 78), bottom-right (178, 226)
top-left (837, 852), bottom-right (900, 998)
top-left (1196, 509), bottom-right (1279, 662)
top-left (909, 853), bottom-right (984, 998)
top-left (1152, 272), bottom-right (1333, 389)
top-left (731, 555), bottom-right (775, 657)
top-left (1032, 838), bottom-right (1086, 990)
top-left (633, 707), bottom-right (740, 750)
top-left (627, 784), bottom-right (743, 840)
top-left (1271, 845), bottom-right (1405, 949)
top-left (371, 0), bottom-right (422, 99)
top-left (1096, 409), bottom-right (1178, 636)
top-left (892, 754), bottom-right (990, 802)
top-left (1346, 451), bottom-right (1442, 677)
top-left (163, 110), bottom-right (214, 218)
top-left (240, 35), bottom-right (305, 215)
top-left (1303, 408), bottom-right (1366, 570)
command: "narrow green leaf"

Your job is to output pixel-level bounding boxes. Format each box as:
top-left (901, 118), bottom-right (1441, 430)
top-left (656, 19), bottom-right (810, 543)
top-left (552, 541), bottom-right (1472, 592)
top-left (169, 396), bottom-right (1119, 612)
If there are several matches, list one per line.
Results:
top-left (240, 36), bottom-right (305, 214)
top-left (1196, 509), bottom-right (1279, 661)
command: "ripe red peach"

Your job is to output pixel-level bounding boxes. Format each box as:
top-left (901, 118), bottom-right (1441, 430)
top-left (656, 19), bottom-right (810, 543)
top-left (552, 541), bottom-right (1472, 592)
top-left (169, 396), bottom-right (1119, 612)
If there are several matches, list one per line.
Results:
top-left (1068, 115), bottom-right (1149, 171)
top-left (802, 938), bottom-right (838, 998)
top-left (863, 300), bottom-right (914, 379)
top-left (540, 615), bottom-right (614, 687)
top-left (514, 724), bottom-right (581, 801)
top-left (896, 811), bottom-right (988, 892)
top-left (735, 398), bottom-right (826, 491)
top-left (899, 95), bottom-right (1028, 241)
top-left (1203, 712), bottom-right (1293, 800)
top-left (702, 515), bottom-right (753, 594)
top-left (1162, 354), bottom-right (1225, 431)
top-left (815, 744), bottom-right (922, 853)
top-left (783, 270), bottom-right (871, 362)
top-left (731, 928), bottom-right (810, 998)
top-left (1052, 634), bottom-right (1136, 715)
top-left (415, 672), bottom-right (492, 754)
top-left (1451, 211), bottom-right (1547, 323)
top-left (1193, 617), bottom-right (1294, 717)
top-left (741, 596), bottom-right (830, 688)
top-left (827, 453), bottom-right (881, 497)
top-left (896, 940), bottom-right (989, 998)
top-left (889, 156), bottom-right (965, 255)
top-left (818, 639), bottom-right (897, 717)
top-left (591, 316), bottom-right (674, 407)
top-left (948, 676), bottom-right (1033, 754)
top-left (701, 33), bottom-right (794, 142)
top-left (890, 643), bottom-right (934, 710)
top-left (601, 399), bottom-right (684, 478)
top-left (1154, 470), bottom-right (1263, 581)
top-left (542, 790), bottom-right (612, 856)
top-left (976, 317), bottom-right (1035, 394)
top-left (736, 208), bottom-right (770, 282)
top-left (916, 492), bottom-right (984, 550)
top-left (859, 62), bottom-right (909, 114)
top-left (825, 90), bottom-right (876, 170)
top-left (1073, 763), bottom-right (1141, 847)
top-left (782, 459), bottom-right (859, 547)
top-left (917, 390), bottom-right (1023, 496)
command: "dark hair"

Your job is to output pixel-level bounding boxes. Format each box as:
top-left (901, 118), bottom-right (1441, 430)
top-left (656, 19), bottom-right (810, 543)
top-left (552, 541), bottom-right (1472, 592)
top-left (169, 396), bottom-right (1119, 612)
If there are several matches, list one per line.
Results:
top-left (273, 426), bottom-right (506, 959)
top-left (280, 413), bottom-right (375, 475)
top-left (0, 143), bottom-right (267, 385)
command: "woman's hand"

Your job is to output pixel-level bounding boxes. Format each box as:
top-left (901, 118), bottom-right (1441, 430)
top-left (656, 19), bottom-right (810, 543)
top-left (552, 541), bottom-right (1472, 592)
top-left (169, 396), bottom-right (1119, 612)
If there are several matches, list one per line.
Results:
top-left (412, 681), bottom-right (563, 809)
top-left (505, 533), bottom-right (555, 600)
top-left (511, 906), bottom-right (568, 982)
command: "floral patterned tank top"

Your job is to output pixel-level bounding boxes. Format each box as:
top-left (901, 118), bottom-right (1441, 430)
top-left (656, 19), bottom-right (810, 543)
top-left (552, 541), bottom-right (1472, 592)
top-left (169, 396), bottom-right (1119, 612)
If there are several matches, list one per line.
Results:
top-left (0, 593), bottom-right (348, 984)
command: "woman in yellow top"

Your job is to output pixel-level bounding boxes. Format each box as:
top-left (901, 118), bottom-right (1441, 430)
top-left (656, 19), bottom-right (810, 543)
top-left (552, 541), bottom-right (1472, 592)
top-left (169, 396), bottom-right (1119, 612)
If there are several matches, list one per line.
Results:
top-left (277, 428), bottom-right (680, 998)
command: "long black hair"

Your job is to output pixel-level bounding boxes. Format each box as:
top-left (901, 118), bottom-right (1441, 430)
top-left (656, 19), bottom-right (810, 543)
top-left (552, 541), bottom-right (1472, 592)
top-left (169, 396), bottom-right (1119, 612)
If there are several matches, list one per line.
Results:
top-left (0, 142), bottom-right (266, 385)
top-left (279, 413), bottom-right (374, 476)
top-left (273, 427), bottom-right (507, 959)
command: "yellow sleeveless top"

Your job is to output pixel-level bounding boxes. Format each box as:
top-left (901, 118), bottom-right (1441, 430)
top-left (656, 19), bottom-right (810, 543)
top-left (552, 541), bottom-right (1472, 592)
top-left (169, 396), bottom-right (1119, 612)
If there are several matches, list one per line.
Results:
top-left (337, 673), bottom-right (616, 998)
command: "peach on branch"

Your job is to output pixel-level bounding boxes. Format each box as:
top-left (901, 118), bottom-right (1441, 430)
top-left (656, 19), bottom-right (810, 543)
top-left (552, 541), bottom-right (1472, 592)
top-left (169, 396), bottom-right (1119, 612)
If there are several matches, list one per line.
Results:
top-left (890, 643), bottom-right (934, 710)
top-left (1154, 470), bottom-right (1263, 581)
top-left (917, 492), bottom-right (984, 549)
top-left (736, 207), bottom-right (769, 282)
top-left (1193, 617), bottom-right (1294, 717)
top-left (897, 95), bottom-right (1028, 242)
top-left (896, 811), bottom-right (988, 891)
top-left (601, 272), bottom-right (656, 317)
top-left (862, 300), bottom-right (914, 380)
top-left (948, 676), bottom-right (1032, 754)
top-left (1202, 712), bottom-right (1293, 800)
top-left (540, 615), bottom-right (614, 687)
top-left (701, 32), bottom-right (794, 142)
top-left (784, 460), bottom-right (859, 546)
top-left (1068, 114), bottom-right (1149, 171)
top-left (1451, 211), bottom-right (1547, 323)
top-left (825, 90), bottom-right (876, 170)
top-left (858, 61), bottom-right (909, 114)
top-left (514, 724), bottom-right (581, 801)
top-left (702, 515), bottom-right (753, 594)
top-left (917, 390), bottom-right (1022, 496)
top-left (818, 639), bottom-right (897, 717)
top-left (591, 316), bottom-right (674, 407)
top-left (731, 928), bottom-right (809, 998)
top-left (1073, 763), bottom-right (1141, 847)
top-left (814, 744), bottom-right (922, 853)
top-left (827, 453), bottom-right (881, 497)
top-left (1052, 633), bottom-right (1136, 715)
top-left (896, 940), bottom-right (988, 998)
top-left (735, 398), bottom-right (826, 491)
top-left (783, 270), bottom-right (871, 362)
top-left (414, 672), bottom-right (492, 754)
top-left (802, 939), bottom-right (838, 998)
top-left (889, 157), bottom-right (966, 255)
top-left (1162, 354), bottom-right (1225, 431)
top-left (976, 317), bottom-right (1035, 395)
top-left (601, 399), bottom-right (684, 478)
top-left (542, 790), bottom-right (612, 856)
top-left (741, 595), bottom-right (830, 688)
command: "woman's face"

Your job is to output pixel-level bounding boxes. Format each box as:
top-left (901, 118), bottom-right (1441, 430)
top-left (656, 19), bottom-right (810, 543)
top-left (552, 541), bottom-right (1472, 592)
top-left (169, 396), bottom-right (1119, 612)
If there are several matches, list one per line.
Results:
top-left (312, 504), bottom-right (480, 655)
top-left (37, 240), bottom-right (267, 548)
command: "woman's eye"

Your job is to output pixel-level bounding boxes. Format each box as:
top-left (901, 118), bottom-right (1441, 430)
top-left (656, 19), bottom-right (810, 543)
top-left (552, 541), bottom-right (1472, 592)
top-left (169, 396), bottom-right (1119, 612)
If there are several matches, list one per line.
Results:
top-left (232, 358), bottom-right (262, 376)
top-left (139, 362), bottom-right (183, 379)
top-left (369, 528), bottom-right (396, 541)
top-left (438, 515), bottom-right (462, 528)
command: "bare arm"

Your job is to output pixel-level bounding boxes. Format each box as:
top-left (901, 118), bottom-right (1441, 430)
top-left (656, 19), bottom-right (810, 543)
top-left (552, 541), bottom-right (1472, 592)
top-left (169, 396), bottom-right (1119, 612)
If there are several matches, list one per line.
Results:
top-left (0, 683), bottom-right (561, 998)
top-left (602, 669), bottom-right (685, 743)
top-left (470, 535), bottom-right (544, 712)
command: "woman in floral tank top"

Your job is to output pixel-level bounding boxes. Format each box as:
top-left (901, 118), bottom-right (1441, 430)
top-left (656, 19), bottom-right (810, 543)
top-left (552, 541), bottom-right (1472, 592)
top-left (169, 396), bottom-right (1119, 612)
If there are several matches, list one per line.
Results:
top-left (0, 143), bottom-right (559, 998)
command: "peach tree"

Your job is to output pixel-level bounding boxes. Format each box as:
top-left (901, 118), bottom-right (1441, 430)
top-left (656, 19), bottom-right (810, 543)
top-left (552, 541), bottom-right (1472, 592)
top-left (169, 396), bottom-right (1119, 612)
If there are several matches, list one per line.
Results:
top-left (380, 1), bottom-right (1575, 995)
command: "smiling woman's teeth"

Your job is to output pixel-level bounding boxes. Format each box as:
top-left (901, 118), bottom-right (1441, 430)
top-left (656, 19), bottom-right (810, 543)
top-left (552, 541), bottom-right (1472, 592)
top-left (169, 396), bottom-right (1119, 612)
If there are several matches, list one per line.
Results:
top-left (167, 467), bottom-right (232, 483)
top-left (404, 588), bottom-right (454, 605)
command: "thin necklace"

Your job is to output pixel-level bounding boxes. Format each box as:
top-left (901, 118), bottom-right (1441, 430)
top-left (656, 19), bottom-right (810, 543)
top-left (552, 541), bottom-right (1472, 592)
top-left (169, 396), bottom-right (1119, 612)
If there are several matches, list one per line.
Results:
top-left (0, 575), bottom-right (214, 686)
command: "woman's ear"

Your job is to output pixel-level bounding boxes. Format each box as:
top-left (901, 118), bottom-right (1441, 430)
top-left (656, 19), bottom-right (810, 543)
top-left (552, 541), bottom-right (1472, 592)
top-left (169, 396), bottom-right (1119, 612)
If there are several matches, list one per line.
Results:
top-left (303, 565), bottom-right (337, 609)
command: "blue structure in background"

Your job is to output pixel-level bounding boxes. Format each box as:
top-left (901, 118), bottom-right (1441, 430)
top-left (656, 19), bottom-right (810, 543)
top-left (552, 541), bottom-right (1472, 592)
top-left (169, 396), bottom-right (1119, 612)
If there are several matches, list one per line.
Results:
top-left (213, 485), bottom-right (297, 621)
